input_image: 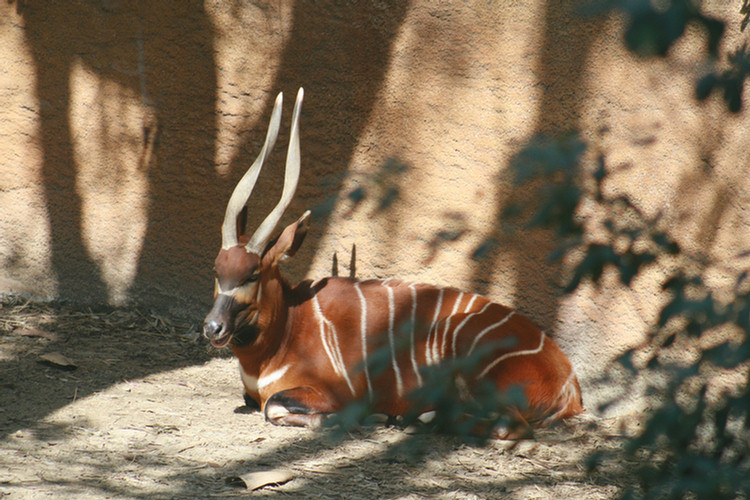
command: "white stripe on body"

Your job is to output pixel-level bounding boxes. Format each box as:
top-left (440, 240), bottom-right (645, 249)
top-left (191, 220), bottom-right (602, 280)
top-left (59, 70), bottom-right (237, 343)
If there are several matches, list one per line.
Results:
top-left (451, 301), bottom-right (493, 358)
top-left (354, 282), bottom-right (374, 400)
top-left (425, 289), bottom-right (444, 366)
top-left (384, 284), bottom-right (404, 397)
top-left (463, 294), bottom-right (479, 313)
top-left (312, 294), bottom-right (356, 395)
top-left (477, 331), bottom-right (546, 379)
top-left (240, 364), bottom-right (292, 394)
top-left (467, 310), bottom-right (516, 356)
top-left (408, 283), bottom-right (423, 387)
top-left (439, 292), bottom-right (464, 360)
top-left (543, 371), bottom-right (579, 423)
top-left (239, 364), bottom-right (258, 393)
top-left (258, 364), bottom-right (290, 390)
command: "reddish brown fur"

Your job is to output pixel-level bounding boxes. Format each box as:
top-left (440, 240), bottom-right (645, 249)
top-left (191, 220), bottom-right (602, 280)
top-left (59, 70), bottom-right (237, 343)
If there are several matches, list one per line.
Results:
top-left (204, 217), bottom-right (583, 437)
top-left (203, 89), bottom-right (582, 437)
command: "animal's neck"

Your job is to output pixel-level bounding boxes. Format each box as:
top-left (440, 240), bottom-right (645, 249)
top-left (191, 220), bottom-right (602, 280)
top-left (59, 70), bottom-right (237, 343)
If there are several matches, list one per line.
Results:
top-left (271, 274), bottom-right (292, 316)
top-left (257, 273), bottom-right (293, 349)
top-left (230, 273), bottom-right (290, 369)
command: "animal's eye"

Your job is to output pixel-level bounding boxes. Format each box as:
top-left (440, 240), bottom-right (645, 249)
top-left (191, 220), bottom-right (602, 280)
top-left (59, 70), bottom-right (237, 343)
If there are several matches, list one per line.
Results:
top-left (244, 273), bottom-right (260, 285)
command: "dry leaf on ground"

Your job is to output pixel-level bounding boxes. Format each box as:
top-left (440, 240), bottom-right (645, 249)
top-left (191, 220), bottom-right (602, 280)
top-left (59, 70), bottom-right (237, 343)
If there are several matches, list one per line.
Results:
top-left (225, 468), bottom-right (294, 490)
top-left (38, 352), bottom-right (77, 371)
top-left (15, 328), bottom-right (58, 341)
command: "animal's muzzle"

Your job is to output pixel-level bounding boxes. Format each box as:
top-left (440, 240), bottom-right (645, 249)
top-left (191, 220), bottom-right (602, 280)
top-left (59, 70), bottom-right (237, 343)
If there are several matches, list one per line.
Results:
top-left (203, 294), bottom-right (234, 347)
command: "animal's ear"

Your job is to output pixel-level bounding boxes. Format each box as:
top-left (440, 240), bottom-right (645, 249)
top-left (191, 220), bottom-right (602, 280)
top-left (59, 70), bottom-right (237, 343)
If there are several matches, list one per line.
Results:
top-left (264, 211), bottom-right (310, 265)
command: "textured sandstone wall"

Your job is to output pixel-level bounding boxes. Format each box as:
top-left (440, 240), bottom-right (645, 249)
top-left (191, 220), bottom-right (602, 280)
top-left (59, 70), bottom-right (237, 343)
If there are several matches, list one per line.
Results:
top-left (1, 1), bottom-right (748, 414)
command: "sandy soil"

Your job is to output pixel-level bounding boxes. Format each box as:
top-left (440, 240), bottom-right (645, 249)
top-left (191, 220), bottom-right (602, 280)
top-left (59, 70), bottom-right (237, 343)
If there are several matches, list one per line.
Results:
top-left (0, 298), bottom-right (635, 499)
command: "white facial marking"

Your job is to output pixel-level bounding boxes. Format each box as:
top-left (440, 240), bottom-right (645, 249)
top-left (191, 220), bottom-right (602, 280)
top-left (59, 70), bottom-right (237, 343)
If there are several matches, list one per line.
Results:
top-left (216, 280), bottom-right (240, 297)
top-left (216, 278), bottom-right (260, 299)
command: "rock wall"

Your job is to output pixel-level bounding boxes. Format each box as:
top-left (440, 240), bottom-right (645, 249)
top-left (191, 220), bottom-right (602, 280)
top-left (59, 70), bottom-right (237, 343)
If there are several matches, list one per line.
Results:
top-left (2, 0), bottom-right (748, 414)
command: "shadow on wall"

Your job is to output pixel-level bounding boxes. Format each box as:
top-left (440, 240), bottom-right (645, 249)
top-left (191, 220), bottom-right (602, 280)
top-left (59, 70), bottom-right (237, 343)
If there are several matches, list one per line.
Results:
top-left (15, 1), bottom-right (411, 316)
top-left (404, 1), bottom-right (600, 331)
top-left (223, 1), bottom-right (411, 292)
top-left (0, 0), bottom-right (411, 441)
top-left (126, 2), bottom-right (221, 312)
top-left (18, 0), bottom-right (219, 312)
top-left (486, 0), bottom-right (744, 331)
top-left (13, 0), bottom-right (742, 324)
top-left (251, 0), bottom-right (606, 337)
top-left (482, 0), bottom-right (605, 329)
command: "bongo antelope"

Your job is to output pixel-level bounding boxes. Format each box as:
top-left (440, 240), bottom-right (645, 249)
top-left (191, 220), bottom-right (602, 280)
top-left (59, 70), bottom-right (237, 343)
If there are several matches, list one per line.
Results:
top-left (202, 88), bottom-right (583, 436)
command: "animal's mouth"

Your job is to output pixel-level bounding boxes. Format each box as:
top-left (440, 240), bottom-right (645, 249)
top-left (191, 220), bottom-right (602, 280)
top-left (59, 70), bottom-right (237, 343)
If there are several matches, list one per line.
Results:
top-left (206, 329), bottom-right (234, 349)
top-left (210, 333), bottom-right (233, 348)
top-left (207, 308), bottom-right (260, 349)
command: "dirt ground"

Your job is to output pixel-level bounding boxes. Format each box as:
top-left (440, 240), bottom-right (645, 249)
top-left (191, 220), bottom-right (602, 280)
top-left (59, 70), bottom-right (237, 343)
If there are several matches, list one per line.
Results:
top-left (0, 297), bottom-right (637, 500)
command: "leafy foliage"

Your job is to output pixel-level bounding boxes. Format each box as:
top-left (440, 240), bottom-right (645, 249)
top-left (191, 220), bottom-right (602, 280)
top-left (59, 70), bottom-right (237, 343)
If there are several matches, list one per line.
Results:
top-left (509, 130), bottom-right (750, 499)
top-left (506, 133), bottom-right (680, 293)
top-left (697, 43), bottom-right (750, 112)
top-left (602, 0), bottom-right (750, 114)
top-left (506, 133), bottom-right (587, 240)
top-left (328, 3), bottom-right (750, 498)
top-left (605, 0), bottom-right (724, 58)
top-left (505, 3), bottom-right (750, 492)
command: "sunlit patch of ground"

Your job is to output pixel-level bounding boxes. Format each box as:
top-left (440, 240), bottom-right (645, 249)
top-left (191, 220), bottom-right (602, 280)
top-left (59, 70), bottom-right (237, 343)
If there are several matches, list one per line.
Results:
top-left (0, 298), bottom-right (633, 499)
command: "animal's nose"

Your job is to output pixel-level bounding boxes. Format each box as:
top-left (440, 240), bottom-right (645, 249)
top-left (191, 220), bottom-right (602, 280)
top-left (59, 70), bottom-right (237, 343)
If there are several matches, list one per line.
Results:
top-left (203, 320), bottom-right (224, 340)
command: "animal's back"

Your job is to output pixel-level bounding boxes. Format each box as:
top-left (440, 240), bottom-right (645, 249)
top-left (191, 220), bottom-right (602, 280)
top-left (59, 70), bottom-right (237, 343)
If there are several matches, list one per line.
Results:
top-left (294, 277), bottom-right (582, 422)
